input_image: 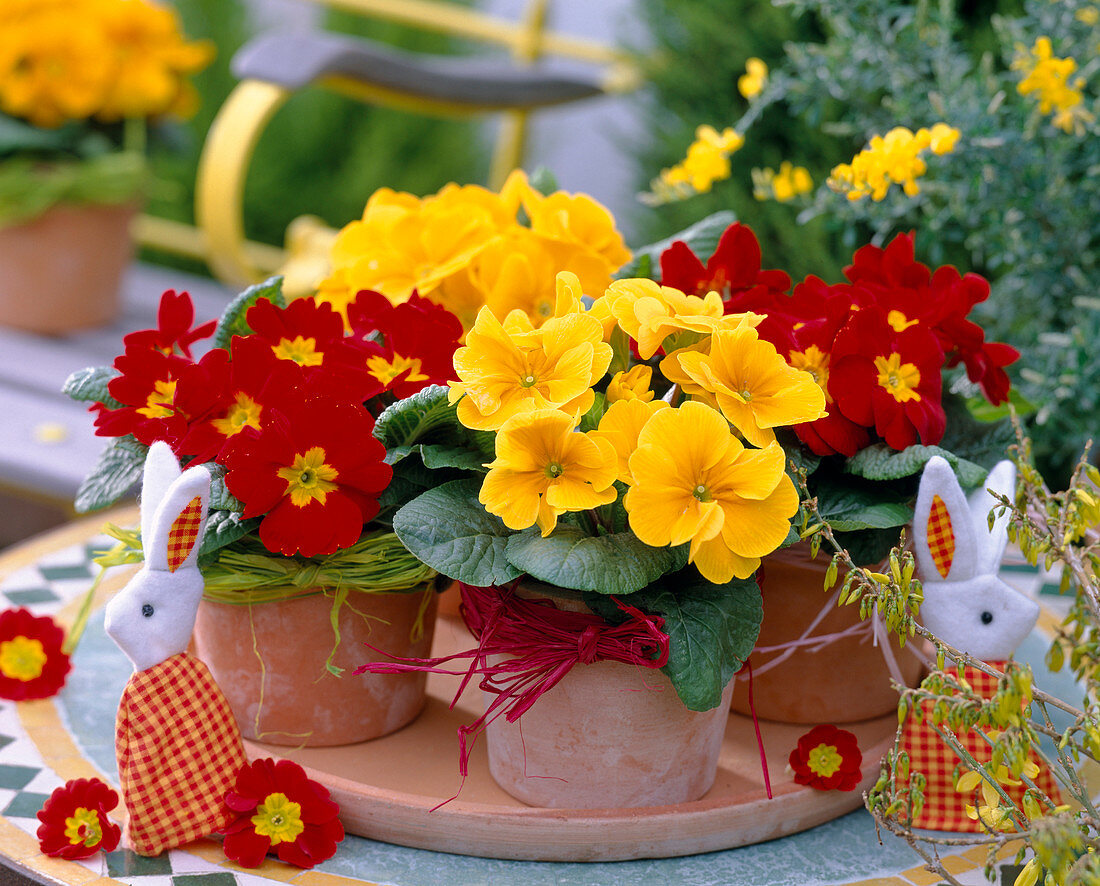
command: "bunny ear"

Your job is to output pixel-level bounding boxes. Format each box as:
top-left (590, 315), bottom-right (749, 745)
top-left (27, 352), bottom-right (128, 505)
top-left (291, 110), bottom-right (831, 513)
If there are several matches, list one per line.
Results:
top-left (140, 442), bottom-right (183, 550)
top-left (913, 456), bottom-right (979, 582)
top-left (967, 459), bottom-right (1016, 573)
top-left (145, 465), bottom-right (211, 572)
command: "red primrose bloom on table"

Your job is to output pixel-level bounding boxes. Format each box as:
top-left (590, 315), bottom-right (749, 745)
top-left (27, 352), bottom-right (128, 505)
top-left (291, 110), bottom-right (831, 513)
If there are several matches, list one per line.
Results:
top-left (222, 758), bottom-right (344, 869)
top-left (0, 608), bottom-right (71, 701)
top-left (36, 778), bottom-right (121, 859)
top-left (789, 724), bottom-right (863, 791)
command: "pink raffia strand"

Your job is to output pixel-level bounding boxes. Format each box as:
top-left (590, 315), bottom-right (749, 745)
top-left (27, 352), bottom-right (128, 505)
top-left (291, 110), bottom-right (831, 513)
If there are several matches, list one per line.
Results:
top-left (354, 582), bottom-right (670, 779)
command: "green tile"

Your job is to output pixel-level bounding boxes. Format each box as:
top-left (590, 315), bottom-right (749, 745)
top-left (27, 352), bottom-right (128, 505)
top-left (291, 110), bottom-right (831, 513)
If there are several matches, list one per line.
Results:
top-left (105, 848), bottom-right (175, 877)
top-left (173, 874), bottom-right (239, 886)
top-left (1000, 562), bottom-right (1039, 573)
top-left (3, 588), bottom-right (61, 606)
top-left (0, 736), bottom-right (13, 752)
top-left (4, 791), bottom-right (51, 818)
top-left (37, 565), bottom-right (93, 581)
top-left (1039, 582), bottom-right (1066, 596)
top-left (0, 764), bottom-right (39, 789)
top-left (1001, 864), bottom-right (1027, 886)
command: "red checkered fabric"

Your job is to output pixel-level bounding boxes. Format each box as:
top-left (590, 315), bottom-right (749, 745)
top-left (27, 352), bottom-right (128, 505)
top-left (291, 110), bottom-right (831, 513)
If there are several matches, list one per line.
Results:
top-left (897, 662), bottom-right (1061, 831)
top-left (167, 496), bottom-right (203, 573)
top-left (116, 653), bottom-right (247, 856)
top-left (926, 494), bottom-right (956, 578)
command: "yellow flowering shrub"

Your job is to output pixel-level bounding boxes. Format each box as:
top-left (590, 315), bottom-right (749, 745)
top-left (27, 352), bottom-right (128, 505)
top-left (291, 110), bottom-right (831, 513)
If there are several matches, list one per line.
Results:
top-left (643, 125), bottom-right (745, 205)
top-left (827, 123), bottom-right (961, 201)
top-left (321, 171), bottom-right (631, 331)
top-left (1013, 36), bottom-right (1093, 133)
top-left (0, 0), bottom-right (212, 127)
top-left (752, 161), bottom-right (813, 202)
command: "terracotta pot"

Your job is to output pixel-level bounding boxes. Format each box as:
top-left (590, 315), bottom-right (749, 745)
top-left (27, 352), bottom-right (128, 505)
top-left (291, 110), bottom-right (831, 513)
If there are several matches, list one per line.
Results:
top-left (730, 543), bottom-right (924, 724)
top-left (484, 590), bottom-right (734, 808)
top-left (0, 202), bottom-right (137, 335)
top-left (192, 586), bottom-right (437, 747)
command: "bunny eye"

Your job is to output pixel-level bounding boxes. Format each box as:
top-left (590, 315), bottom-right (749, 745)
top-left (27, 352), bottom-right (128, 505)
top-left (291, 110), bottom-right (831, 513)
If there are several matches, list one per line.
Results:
top-left (980, 611), bottom-right (993, 625)
top-left (141, 604), bottom-right (154, 618)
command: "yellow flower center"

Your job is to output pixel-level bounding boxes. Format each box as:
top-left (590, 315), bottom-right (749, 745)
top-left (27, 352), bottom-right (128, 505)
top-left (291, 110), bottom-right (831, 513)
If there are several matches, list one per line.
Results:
top-left (64, 808), bottom-right (102, 847)
top-left (886, 310), bottom-right (919, 332)
top-left (367, 353), bottom-right (429, 386)
top-left (250, 792), bottom-right (304, 846)
top-left (544, 462), bottom-right (564, 479)
top-left (692, 483), bottom-right (712, 502)
top-left (272, 336), bottom-right (324, 366)
top-left (520, 373), bottom-right (538, 388)
top-left (874, 353), bottom-right (922, 403)
top-left (789, 346), bottom-right (832, 401)
top-left (211, 393), bottom-right (262, 437)
top-left (276, 447), bottom-right (339, 507)
top-left (807, 743), bottom-right (843, 778)
top-left (738, 386), bottom-right (753, 402)
top-left (0, 636), bottom-right (47, 682)
top-left (137, 379), bottom-right (177, 419)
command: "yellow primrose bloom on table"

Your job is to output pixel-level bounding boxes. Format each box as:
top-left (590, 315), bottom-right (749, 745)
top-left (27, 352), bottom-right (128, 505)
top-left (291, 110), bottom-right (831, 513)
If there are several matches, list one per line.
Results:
top-left (602, 278), bottom-right (761, 360)
top-left (480, 409), bottom-right (618, 536)
top-left (624, 402), bottom-right (798, 583)
top-left (450, 306), bottom-right (612, 431)
top-left (590, 397), bottom-right (668, 484)
top-left (522, 189), bottom-right (633, 275)
top-left (670, 326), bottom-right (827, 447)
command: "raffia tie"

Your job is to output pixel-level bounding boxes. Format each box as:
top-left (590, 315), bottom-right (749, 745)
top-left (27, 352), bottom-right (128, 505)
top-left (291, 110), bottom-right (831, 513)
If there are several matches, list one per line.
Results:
top-left (355, 582), bottom-right (670, 780)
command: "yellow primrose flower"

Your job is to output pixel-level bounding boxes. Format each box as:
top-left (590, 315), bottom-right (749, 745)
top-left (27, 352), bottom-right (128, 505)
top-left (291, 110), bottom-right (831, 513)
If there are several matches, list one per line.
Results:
top-left (607, 365), bottom-right (655, 403)
top-left (738, 58), bottom-right (768, 100)
top-left (450, 306), bottom-right (612, 431)
top-left (480, 409), bottom-right (618, 536)
top-left (625, 402), bottom-right (798, 583)
top-left (590, 398), bottom-right (668, 484)
top-left (325, 187), bottom-right (504, 306)
top-left (469, 229), bottom-right (615, 327)
top-left (522, 189), bottom-right (633, 276)
top-left (671, 326), bottom-right (827, 447)
top-left (603, 278), bottom-right (761, 359)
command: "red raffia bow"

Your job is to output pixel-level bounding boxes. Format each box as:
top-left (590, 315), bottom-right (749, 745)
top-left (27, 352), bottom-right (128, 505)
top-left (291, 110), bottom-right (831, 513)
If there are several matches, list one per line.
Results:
top-left (355, 582), bottom-right (670, 780)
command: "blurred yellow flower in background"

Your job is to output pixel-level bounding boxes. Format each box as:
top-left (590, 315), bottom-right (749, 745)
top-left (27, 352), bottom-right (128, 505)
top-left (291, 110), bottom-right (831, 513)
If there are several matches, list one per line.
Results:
top-left (738, 58), bottom-right (769, 100)
top-left (752, 161), bottom-right (813, 202)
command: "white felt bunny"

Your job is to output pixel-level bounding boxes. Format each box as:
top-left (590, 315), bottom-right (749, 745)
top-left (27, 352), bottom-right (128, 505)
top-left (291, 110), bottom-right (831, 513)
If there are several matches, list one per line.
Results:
top-left (899, 455), bottom-right (1059, 832)
top-left (912, 455), bottom-right (1038, 661)
top-left (107, 441), bottom-right (246, 856)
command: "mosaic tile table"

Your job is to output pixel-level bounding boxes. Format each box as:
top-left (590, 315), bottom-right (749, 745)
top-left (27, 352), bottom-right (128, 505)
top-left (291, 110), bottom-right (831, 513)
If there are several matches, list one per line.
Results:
top-left (0, 513), bottom-right (1084, 886)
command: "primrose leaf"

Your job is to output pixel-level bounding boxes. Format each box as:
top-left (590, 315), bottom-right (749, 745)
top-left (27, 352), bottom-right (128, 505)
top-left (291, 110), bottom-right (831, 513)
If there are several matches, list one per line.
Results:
top-left (505, 525), bottom-right (688, 596)
top-left (212, 276), bottom-right (285, 350)
top-left (392, 479), bottom-right (521, 586)
top-left (62, 365), bottom-right (120, 406)
top-left (615, 211), bottom-right (737, 279)
top-left (74, 437), bottom-right (148, 513)
top-left (845, 443), bottom-right (987, 489)
top-left (812, 475), bottom-right (914, 532)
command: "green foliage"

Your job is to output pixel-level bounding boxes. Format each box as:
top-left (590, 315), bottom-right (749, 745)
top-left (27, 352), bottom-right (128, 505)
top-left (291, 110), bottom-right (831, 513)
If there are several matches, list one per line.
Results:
top-left (198, 510), bottom-right (260, 560)
top-left (586, 572), bottom-right (762, 710)
top-left (0, 152), bottom-right (146, 226)
top-left (145, 1), bottom-right (484, 273)
top-left (74, 436), bottom-right (148, 513)
top-left (62, 366), bottom-right (120, 407)
top-left (811, 475), bottom-right (914, 532)
top-left (392, 478), bottom-right (522, 587)
top-left (845, 443), bottom-right (986, 488)
top-left (212, 275), bottom-right (284, 348)
top-left (616, 210), bottom-right (737, 279)
top-left (505, 526), bottom-right (689, 596)
top-left (633, 0), bottom-right (1098, 485)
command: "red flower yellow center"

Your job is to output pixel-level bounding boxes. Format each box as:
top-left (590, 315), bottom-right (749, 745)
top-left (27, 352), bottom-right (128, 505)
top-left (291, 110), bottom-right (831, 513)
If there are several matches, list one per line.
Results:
top-left (251, 792), bottom-right (304, 845)
top-left (886, 310), bottom-right (919, 332)
top-left (367, 353), bottom-right (429, 386)
top-left (64, 808), bottom-right (102, 847)
top-left (789, 346), bottom-right (832, 402)
top-left (137, 379), bottom-right (177, 419)
top-left (277, 447), bottom-right (339, 507)
top-left (212, 393), bottom-right (263, 437)
top-left (0, 635), bottom-right (47, 682)
top-left (807, 743), bottom-right (843, 778)
top-left (272, 336), bottom-right (324, 366)
top-left (874, 353), bottom-right (922, 403)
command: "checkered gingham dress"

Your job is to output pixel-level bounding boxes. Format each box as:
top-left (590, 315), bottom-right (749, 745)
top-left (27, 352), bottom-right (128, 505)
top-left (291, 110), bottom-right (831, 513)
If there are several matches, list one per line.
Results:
top-left (896, 662), bottom-right (1061, 832)
top-left (116, 653), bottom-right (247, 855)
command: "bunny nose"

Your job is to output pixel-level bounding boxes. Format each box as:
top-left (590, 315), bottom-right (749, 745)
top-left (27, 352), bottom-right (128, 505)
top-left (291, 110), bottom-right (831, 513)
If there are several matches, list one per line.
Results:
top-left (980, 611), bottom-right (994, 625)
